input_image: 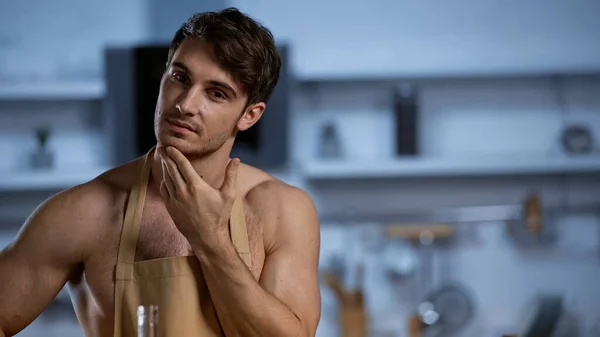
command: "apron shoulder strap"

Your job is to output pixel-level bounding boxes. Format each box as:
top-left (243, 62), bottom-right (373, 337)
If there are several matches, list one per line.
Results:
top-left (113, 148), bottom-right (153, 337)
top-left (229, 192), bottom-right (252, 269)
top-left (116, 149), bottom-right (152, 266)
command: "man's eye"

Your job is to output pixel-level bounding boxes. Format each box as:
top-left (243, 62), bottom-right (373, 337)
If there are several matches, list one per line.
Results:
top-left (171, 72), bottom-right (186, 83)
top-left (211, 91), bottom-right (226, 100)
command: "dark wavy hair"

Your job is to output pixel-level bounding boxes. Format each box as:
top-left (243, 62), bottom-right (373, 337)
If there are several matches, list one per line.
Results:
top-left (167, 7), bottom-right (281, 106)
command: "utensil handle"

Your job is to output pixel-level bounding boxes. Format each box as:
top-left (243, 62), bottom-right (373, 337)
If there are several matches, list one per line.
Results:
top-left (322, 272), bottom-right (347, 304)
top-left (385, 224), bottom-right (454, 240)
top-left (408, 314), bottom-right (421, 337)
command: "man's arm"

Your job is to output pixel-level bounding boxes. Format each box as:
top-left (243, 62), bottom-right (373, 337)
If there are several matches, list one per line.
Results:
top-left (0, 182), bottom-right (107, 336)
top-left (195, 183), bottom-right (321, 337)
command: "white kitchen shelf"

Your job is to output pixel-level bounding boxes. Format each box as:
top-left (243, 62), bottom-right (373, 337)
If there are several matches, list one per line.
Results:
top-left (0, 80), bottom-right (105, 100)
top-left (0, 166), bottom-right (111, 192)
top-left (297, 66), bottom-right (600, 84)
top-left (302, 155), bottom-right (600, 180)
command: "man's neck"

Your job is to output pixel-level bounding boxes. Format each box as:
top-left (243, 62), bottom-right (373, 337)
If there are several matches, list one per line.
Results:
top-left (150, 146), bottom-right (232, 193)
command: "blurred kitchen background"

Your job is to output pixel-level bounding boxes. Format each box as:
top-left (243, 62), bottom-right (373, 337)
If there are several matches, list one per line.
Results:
top-left (1, 0), bottom-right (600, 336)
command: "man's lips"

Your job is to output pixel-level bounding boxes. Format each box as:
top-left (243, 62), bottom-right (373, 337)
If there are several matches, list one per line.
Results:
top-left (167, 119), bottom-right (197, 133)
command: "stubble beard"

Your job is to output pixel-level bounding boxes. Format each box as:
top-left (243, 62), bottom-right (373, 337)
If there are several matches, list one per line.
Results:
top-left (154, 117), bottom-right (233, 160)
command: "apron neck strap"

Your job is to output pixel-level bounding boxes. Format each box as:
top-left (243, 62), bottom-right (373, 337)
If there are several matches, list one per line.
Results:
top-left (229, 192), bottom-right (252, 268)
top-left (116, 148), bottom-right (153, 265)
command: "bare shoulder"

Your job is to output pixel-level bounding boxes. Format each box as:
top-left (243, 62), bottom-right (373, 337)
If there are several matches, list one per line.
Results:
top-left (240, 164), bottom-right (316, 215)
top-left (37, 158), bottom-right (139, 224)
top-left (247, 178), bottom-right (315, 212)
top-left (13, 158), bottom-right (143, 261)
top-left (239, 164), bottom-right (320, 252)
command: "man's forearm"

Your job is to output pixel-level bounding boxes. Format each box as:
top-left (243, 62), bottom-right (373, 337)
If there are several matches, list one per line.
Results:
top-left (193, 234), bottom-right (304, 337)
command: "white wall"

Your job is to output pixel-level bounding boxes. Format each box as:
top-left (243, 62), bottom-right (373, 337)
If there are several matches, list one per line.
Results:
top-left (0, 0), bottom-right (148, 81)
top-left (233, 0), bottom-right (600, 79)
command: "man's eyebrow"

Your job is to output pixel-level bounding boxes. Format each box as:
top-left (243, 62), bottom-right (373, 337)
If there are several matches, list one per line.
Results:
top-left (171, 61), bottom-right (190, 73)
top-left (209, 80), bottom-right (238, 98)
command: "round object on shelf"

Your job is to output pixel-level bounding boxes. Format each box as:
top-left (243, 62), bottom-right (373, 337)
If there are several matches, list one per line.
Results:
top-left (561, 125), bottom-right (594, 154)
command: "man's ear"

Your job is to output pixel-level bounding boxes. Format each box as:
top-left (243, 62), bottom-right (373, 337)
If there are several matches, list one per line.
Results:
top-left (237, 102), bottom-right (265, 131)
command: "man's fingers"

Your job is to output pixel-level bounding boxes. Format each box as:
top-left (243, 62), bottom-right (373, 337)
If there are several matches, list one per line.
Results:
top-left (162, 153), bottom-right (186, 190)
top-left (159, 180), bottom-right (169, 200)
top-left (161, 160), bottom-right (176, 197)
top-left (220, 158), bottom-right (240, 200)
top-left (166, 147), bottom-right (203, 185)
top-left (161, 146), bottom-right (238, 199)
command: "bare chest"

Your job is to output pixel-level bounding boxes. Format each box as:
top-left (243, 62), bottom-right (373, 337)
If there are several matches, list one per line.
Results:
top-left (135, 208), bottom-right (193, 261)
top-left (133, 202), bottom-right (265, 267)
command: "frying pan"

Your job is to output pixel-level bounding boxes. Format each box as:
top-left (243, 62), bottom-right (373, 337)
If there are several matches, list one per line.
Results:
top-left (516, 294), bottom-right (563, 337)
top-left (417, 282), bottom-right (475, 336)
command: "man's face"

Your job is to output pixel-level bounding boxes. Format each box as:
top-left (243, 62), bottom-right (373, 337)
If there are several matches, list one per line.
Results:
top-left (154, 39), bottom-right (264, 157)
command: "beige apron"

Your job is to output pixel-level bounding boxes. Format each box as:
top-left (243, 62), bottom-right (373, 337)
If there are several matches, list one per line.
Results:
top-left (113, 149), bottom-right (252, 337)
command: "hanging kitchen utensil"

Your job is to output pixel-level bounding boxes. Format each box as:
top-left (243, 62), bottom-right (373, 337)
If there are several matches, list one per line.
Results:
top-left (408, 314), bottom-right (422, 337)
top-left (417, 282), bottom-right (475, 336)
top-left (322, 256), bottom-right (368, 337)
top-left (507, 193), bottom-right (557, 245)
top-left (321, 253), bottom-right (347, 312)
top-left (342, 261), bottom-right (368, 337)
top-left (385, 223), bottom-right (454, 243)
top-left (340, 301), bottom-right (368, 337)
top-left (322, 270), bottom-right (368, 337)
top-left (514, 294), bottom-right (563, 337)
top-left (384, 223), bottom-right (457, 337)
top-left (385, 223), bottom-right (454, 310)
top-left (329, 253), bottom-right (346, 282)
top-left (525, 194), bottom-right (542, 235)
top-left (323, 271), bottom-right (348, 304)
top-left (381, 237), bottom-right (420, 280)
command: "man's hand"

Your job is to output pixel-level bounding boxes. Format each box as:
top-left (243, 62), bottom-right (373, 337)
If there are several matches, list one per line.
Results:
top-left (158, 146), bottom-right (240, 247)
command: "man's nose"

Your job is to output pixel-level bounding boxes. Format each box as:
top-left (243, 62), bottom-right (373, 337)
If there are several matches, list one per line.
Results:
top-left (176, 86), bottom-right (203, 115)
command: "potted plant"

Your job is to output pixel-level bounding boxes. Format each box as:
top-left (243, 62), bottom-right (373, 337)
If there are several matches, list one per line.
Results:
top-left (30, 127), bottom-right (54, 169)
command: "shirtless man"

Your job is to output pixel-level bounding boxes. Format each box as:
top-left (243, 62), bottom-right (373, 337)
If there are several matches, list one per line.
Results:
top-left (0, 8), bottom-right (321, 337)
